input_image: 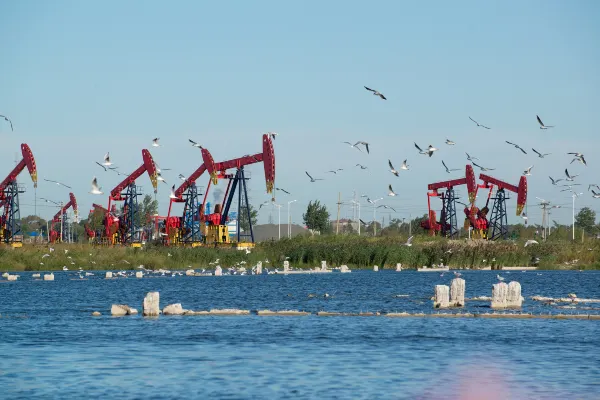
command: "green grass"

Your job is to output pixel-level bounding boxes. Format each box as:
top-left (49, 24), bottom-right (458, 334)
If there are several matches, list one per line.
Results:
top-left (0, 235), bottom-right (598, 271)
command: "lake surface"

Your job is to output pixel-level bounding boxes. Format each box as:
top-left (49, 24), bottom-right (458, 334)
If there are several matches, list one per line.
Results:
top-left (1, 269), bottom-right (599, 399)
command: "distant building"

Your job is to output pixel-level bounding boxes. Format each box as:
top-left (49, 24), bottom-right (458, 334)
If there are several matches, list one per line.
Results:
top-left (330, 219), bottom-right (359, 233)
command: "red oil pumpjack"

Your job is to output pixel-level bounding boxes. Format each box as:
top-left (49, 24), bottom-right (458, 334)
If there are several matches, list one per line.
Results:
top-left (0, 144), bottom-right (38, 247)
top-left (49, 192), bottom-right (78, 243)
top-left (104, 149), bottom-right (158, 246)
top-left (423, 165), bottom-right (477, 237)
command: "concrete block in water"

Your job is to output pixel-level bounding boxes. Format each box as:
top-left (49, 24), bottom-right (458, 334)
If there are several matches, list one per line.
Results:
top-left (143, 292), bottom-right (160, 316)
top-left (373, 265), bottom-right (379, 272)
top-left (43, 273), bottom-right (54, 281)
top-left (507, 281), bottom-right (524, 308)
top-left (283, 261), bottom-right (290, 272)
top-left (214, 266), bottom-right (222, 276)
top-left (396, 263), bottom-right (402, 272)
top-left (135, 271), bottom-right (144, 279)
top-left (32, 273), bottom-right (41, 279)
top-left (111, 304), bottom-right (129, 316)
top-left (450, 278), bottom-right (465, 307)
top-left (7, 275), bottom-right (18, 281)
top-left (92, 311), bottom-right (101, 316)
top-left (491, 282), bottom-right (508, 309)
top-left (105, 271), bottom-right (113, 279)
top-left (255, 261), bottom-right (262, 274)
top-left (340, 265), bottom-right (350, 273)
top-left (163, 303), bottom-right (185, 315)
top-left (185, 269), bottom-right (195, 276)
top-left (1, 272), bottom-right (8, 278)
top-left (434, 285), bottom-right (450, 308)
top-left (321, 261), bottom-right (327, 271)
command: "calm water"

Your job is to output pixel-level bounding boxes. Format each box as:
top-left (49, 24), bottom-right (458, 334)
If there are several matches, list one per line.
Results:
top-left (1, 270), bottom-right (599, 399)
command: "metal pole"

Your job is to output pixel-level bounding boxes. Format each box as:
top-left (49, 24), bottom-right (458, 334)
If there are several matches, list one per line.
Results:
top-left (572, 194), bottom-right (575, 241)
top-left (409, 213), bottom-right (412, 237)
top-left (60, 202), bottom-right (64, 243)
top-left (287, 202), bottom-right (290, 238)
top-left (336, 192), bottom-right (341, 235)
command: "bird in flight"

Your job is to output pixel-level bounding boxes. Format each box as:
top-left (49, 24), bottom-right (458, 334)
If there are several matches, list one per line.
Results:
top-left (0, 114), bottom-right (13, 131)
top-left (89, 177), bottom-right (103, 195)
top-left (469, 117), bottom-right (490, 129)
top-left (523, 166), bottom-right (534, 176)
top-left (275, 187), bottom-right (291, 194)
top-left (267, 132), bottom-right (278, 141)
top-left (591, 190), bottom-right (600, 199)
top-left (549, 176), bottom-right (562, 185)
top-left (442, 160), bottom-right (459, 174)
top-left (169, 185), bottom-right (178, 199)
top-left (565, 169), bottom-right (579, 181)
top-left (152, 138), bottom-right (160, 147)
top-left (400, 159), bottom-right (409, 170)
top-left (326, 170), bottom-right (340, 174)
top-left (43, 178), bottom-right (72, 189)
top-left (189, 139), bottom-right (203, 149)
top-left (178, 174), bottom-right (186, 181)
top-left (343, 142), bottom-right (363, 152)
top-left (378, 204), bottom-right (397, 212)
top-left (506, 141), bottom-right (527, 154)
top-left (305, 171), bottom-right (323, 182)
top-left (364, 86), bottom-right (386, 100)
top-left (388, 160), bottom-right (399, 177)
top-left (472, 162), bottom-right (495, 171)
top-left (532, 148), bottom-right (551, 158)
top-left (355, 141), bottom-right (370, 154)
top-left (356, 164), bottom-right (368, 169)
top-left (569, 153), bottom-right (587, 166)
top-left (525, 239), bottom-right (539, 247)
top-left (536, 115), bottom-right (554, 129)
top-left (102, 152), bottom-right (112, 166)
top-left (403, 236), bottom-right (414, 247)
top-left (415, 143), bottom-right (437, 157)
top-left (465, 152), bottom-right (479, 162)
top-left (445, 139), bottom-right (456, 145)
top-left (588, 184), bottom-right (600, 192)
top-left (156, 172), bottom-right (167, 184)
top-left (388, 184), bottom-right (397, 197)
top-left (155, 163), bottom-right (170, 173)
top-left (259, 201), bottom-right (270, 210)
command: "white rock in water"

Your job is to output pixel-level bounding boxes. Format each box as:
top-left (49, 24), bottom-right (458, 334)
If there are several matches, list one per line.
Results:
top-left (434, 285), bottom-right (450, 309)
top-left (396, 263), bottom-right (402, 272)
top-left (450, 278), bottom-right (466, 307)
top-left (32, 273), bottom-right (41, 278)
top-left (214, 266), bottom-right (222, 276)
top-left (321, 261), bottom-right (327, 271)
top-left (43, 273), bottom-right (54, 281)
top-left (1, 272), bottom-right (9, 278)
top-left (105, 271), bottom-right (113, 279)
top-left (163, 303), bottom-right (185, 315)
top-left (283, 260), bottom-right (290, 272)
top-left (491, 282), bottom-right (509, 309)
top-left (143, 292), bottom-right (160, 316)
top-left (340, 265), bottom-right (350, 273)
top-left (373, 265), bottom-right (379, 272)
top-left (507, 281), bottom-right (524, 308)
top-left (7, 275), bottom-right (18, 281)
top-left (135, 271), bottom-right (143, 279)
top-left (185, 269), bottom-right (195, 276)
top-left (255, 261), bottom-right (262, 275)
top-left (111, 304), bottom-right (129, 316)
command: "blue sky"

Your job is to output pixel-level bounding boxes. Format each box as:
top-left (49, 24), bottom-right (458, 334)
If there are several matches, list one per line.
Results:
top-left (1, 0), bottom-right (599, 228)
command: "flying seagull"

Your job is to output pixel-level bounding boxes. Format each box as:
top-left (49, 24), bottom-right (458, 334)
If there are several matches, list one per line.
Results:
top-left (305, 171), bottom-right (323, 182)
top-left (189, 139), bottom-right (203, 149)
top-left (0, 114), bottom-right (13, 131)
top-left (276, 187), bottom-right (291, 194)
top-left (565, 169), bottom-right (579, 181)
top-left (472, 162), bottom-right (495, 171)
top-left (415, 143), bottom-right (437, 157)
top-left (466, 152), bottom-right (479, 161)
top-left (525, 239), bottom-right (539, 247)
top-left (355, 141), bottom-right (370, 154)
top-left (570, 156), bottom-right (587, 166)
top-left (536, 115), bottom-right (554, 129)
top-left (343, 141), bottom-right (363, 152)
top-left (258, 201), bottom-right (270, 210)
top-left (102, 152), bottom-right (112, 166)
top-left (591, 190), bottom-right (600, 199)
top-left (388, 184), bottom-right (396, 196)
top-left (445, 139), bottom-right (456, 145)
top-left (356, 164), bottom-right (368, 169)
top-left (469, 117), bottom-right (490, 129)
top-left (523, 166), bottom-right (534, 176)
top-left (95, 161), bottom-right (109, 171)
top-left (326, 170), bottom-right (340, 174)
top-left (442, 160), bottom-right (459, 173)
top-left (400, 159), bottom-right (409, 170)
top-left (378, 204), bottom-right (397, 212)
top-left (364, 86), bottom-right (386, 100)
top-left (532, 148), bottom-right (551, 158)
top-left (549, 176), bottom-right (562, 185)
top-left (156, 172), bottom-right (167, 184)
top-left (169, 185), bottom-right (177, 199)
top-left (403, 236), bottom-right (414, 247)
top-left (89, 177), bottom-right (103, 195)
top-left (178, 174), bottom-right (186, 181)
top-left (388, 160), bottom-right (399, 177)
top-left (266, 132), bottom-right (278, 141)
top-left (152, 138), bottom-right (160, 147)
top-left (506, 141), bottom-right (527, 154)
top-left (588, 184), bottom-right (600, 192)
top-left (43, 178), bottom-right (72, 189)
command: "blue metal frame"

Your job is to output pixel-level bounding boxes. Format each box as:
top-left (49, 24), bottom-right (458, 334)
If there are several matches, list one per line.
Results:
top-left (181, 183), bottom-right (203, 244)
top-left (220, 167), bottom-right (254, 243)
top-left (440, 188), bottom-right (458, 238)
top-left (3, 182), bottom-right (22, 244)
top-left (120, 183), bottom-right (141, 244)
top-left (488, 189), bottom-right (508, 240)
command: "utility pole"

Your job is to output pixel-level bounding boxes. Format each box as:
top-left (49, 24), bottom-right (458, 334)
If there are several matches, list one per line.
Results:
top-left (409, 213), bottom-right (412, 237)
top-left (60, 201), bottom-right (64, 243)
top-left (336, 192), bottom-right (341, 235)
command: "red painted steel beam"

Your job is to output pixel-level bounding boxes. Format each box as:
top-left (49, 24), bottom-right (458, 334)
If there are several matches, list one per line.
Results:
top-left (51, 193), bottom-right (78, 223)
top-left (0, 144), bottom-right (38, 194)
top-left (109, 149), bottom-right (158, 199)
top-left (478, 174), bottom-right (518, 193)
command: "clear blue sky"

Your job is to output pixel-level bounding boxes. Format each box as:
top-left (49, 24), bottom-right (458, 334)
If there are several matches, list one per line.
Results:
top-left (1, 0), bottom-right (599, 228)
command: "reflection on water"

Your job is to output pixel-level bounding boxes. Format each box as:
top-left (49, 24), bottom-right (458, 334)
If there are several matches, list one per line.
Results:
top-left (1, 270), bottom-right (599, 399)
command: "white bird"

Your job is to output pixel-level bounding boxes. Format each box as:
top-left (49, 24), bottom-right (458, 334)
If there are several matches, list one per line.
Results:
top-left (388, 184), bottom-right (397, 197)
top-left (469, 117), bottom-right (490, 129)
top-left (343, 142), bottom-right (363, 152)
top-left (388, 160), bottom-right (399, 177)
top-left (152, 137), bottom-right (160, 147)
top-left (453, 271), bottom-right (462, 277)
top-left (466, 152), bottom-right (479, 161)
top-left (63, 266), bottom-right (68, 271)
top-left (521, 212), bottom-right (528, 222)
top-left (156, 172), bottom-right (167, 184)
top-left (43, 178), bottom-right (72, 189)
top-left (102, 152), bottom-right (112, 166)
top-left (258, 201), bottom-right (270, 210)
top-left (354, 141), bottom-right (370, 154)
top-left (415, 143), bottom-right (437, 157)
top-left (570, 155), bottom-right (587, 166)
top-left (403, 236), bottom-right (414, 246)
top-left (506, 141), bottom-right (527, 154)
top-left (178, 174), bottom-right (186, 181)
top-left (400, 160), bottom-right (409, 170)
top-left (189, 139), bottom-right (203, 148)
top-left (445, 139), bottom-right (456, 145)
top-left (42, 253), bottom-right (50, 258)
top-left (305, 171), bottom-right (323, 182)
top-left (497, 274), bottom-right (505, 282)
top-left (523, 166), bottom-right (534, 176)
top-left (89, 177), bottom-right (103, 195)
top-left (364, 86), bottom-right (386, 100)
top-left (442, 160), bottom-right (459, 173)
top-left (169, 184), bottom-right (178, 199)
top-left (565, 169), bottom-right (579, 181)
top-left (356, 164), bottom-right (368, 170)
top-left (525, 240), bottom-right (538, 247)
top-left (549, 176), bottom-right (562, 185)
top-left (0, 114), bottom-right (14, 131)
top-left (591, 190), bottom-right (600, 199)
top-left (378, 204), bottom-right (397, 212)
top-left (472, 162), bottom-right (495, 172)
top-left (532, 148), bottom-right (551, 158)
top-left (537, 115), bottom-right (554, 129)
top-left (267, 132), bottom-right (278, 140)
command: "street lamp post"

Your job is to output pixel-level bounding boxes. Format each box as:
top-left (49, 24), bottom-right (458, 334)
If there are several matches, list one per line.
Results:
top-left (287, 200), bottom-right (297, 238)
top-left (371, 198), bottom-right (383, 236)
top-left (274, 203), bottom-right (282, 240)
top-left (350, 200), bottom-right (361, 235)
